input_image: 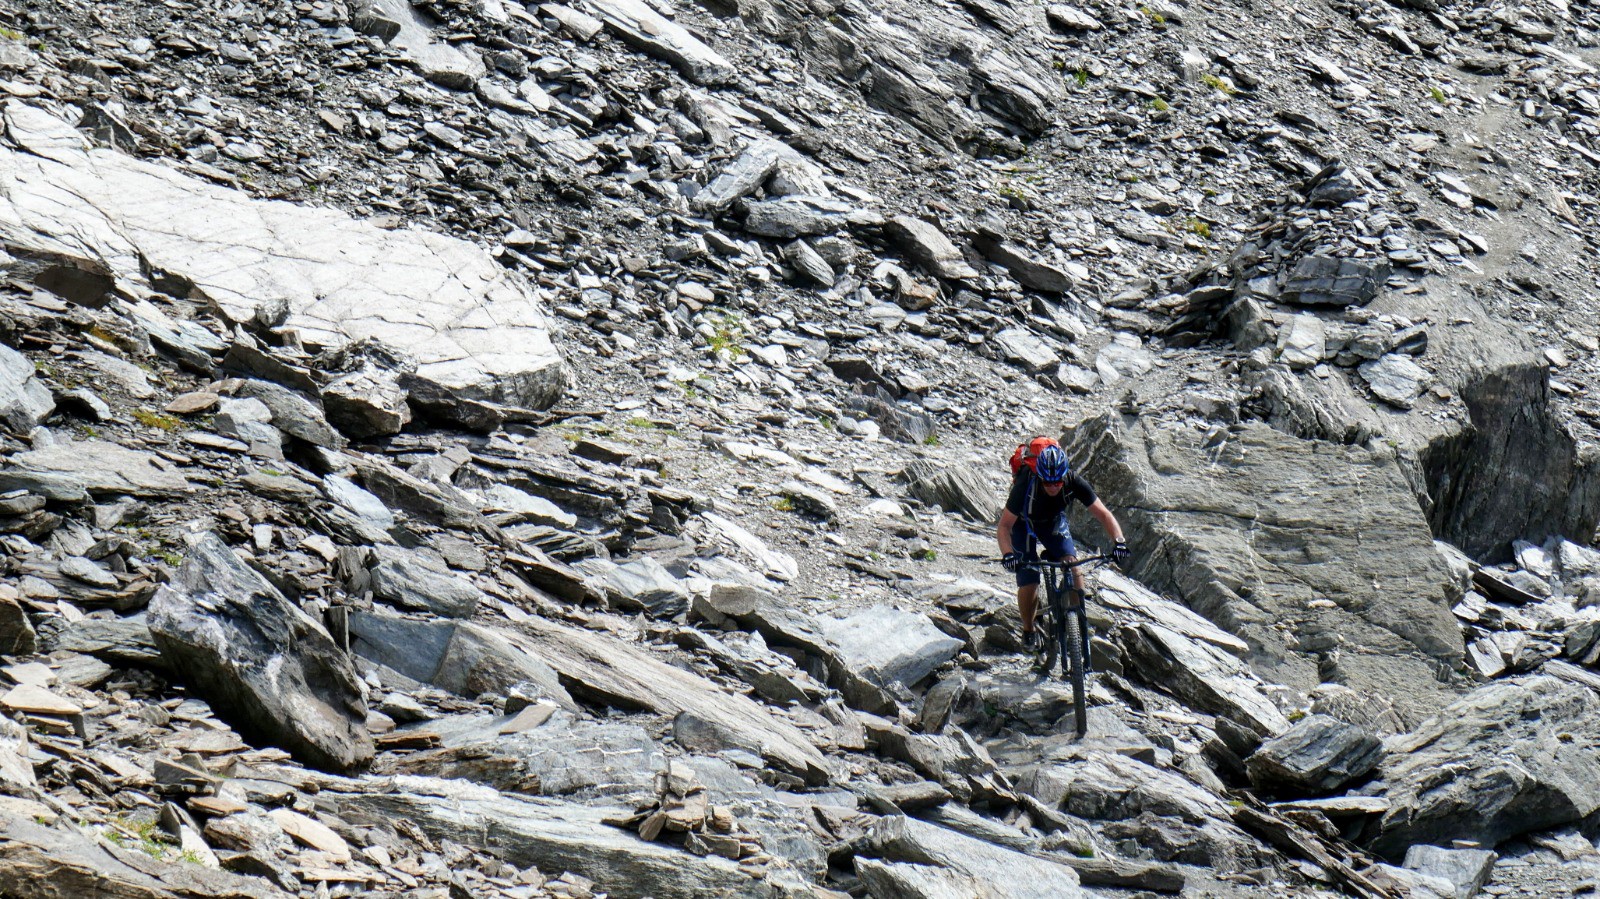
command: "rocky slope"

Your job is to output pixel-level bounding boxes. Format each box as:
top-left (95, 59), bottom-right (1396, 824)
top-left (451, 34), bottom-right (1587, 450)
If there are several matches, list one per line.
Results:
top-left (0, 0), bottom-right (1599, 896)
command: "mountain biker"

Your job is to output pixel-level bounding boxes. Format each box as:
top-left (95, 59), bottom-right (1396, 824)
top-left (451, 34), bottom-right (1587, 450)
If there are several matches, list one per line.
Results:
top-left (997, 444), bottom-right (1129, 652)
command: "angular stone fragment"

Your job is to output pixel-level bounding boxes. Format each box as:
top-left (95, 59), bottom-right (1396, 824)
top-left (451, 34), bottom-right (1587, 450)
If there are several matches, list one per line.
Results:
top-left (886, 216), bottom-right (979, 280)
top-left (1280, 255), bottom-right (1391, 307)
top-left (1358, 354), bottom-right (1431, 409)
top-left (360, 0), bottom-right (485, 87)
top-left (579, 0), bottom-right (735, 84)
top-left (1403, 844), bottom-right (1497, 899)
top-left (742, 196), bottom-right (855, 238)
top-left (348, 612), bottom-right (574, 706)
top-left (367, 546), bottom-right (485, 618)
top-left (0, 590), bottom-right (36, 655)
top-left (971, 235), bottom-right (1076, 293)
top-left (865, 814), bottom-right (1086, 898)
top-left (0, 342), bottom-right (52, 433)
top-left (0, 715), bottom-right (34, 791)
top-left (817, 606), bottom-right (963, 692)
top-left (1245, 714), bottom-right (1382, 795)
top-left (148, 534), bottom-right (373, 773)
top-left (993, 327), bottom-right (1060, 372)
top-left (903, 460), bottom-right (999, 525)
top-left (0, 814), bottom-right (290, 898)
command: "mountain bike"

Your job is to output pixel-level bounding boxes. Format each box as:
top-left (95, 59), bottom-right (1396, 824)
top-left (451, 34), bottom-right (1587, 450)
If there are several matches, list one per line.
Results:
top-left (1019, 554), bottom-right (1107, 738)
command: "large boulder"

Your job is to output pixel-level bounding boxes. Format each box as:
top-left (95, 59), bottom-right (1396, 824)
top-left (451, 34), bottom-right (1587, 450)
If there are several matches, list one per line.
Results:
top-left (1069, 413), bottom-right (1463, 724)
top-left (0, 103), bottom-right (566, 410)
top-left (148, 534), bottom-right (373, 773)
top-left (1368, 666), bottom-right (1600, 858)
top-left (816, 606), bottom-right (963, 694)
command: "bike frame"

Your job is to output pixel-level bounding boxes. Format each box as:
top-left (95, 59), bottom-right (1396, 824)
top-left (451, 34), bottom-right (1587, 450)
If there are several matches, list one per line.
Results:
top-left (1017, 555), bottom-right (1106, 737)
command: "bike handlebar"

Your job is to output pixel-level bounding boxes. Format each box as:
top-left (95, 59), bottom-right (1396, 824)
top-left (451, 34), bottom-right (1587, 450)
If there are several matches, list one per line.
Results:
top-left (998, 554), bottom-right (1109, 569)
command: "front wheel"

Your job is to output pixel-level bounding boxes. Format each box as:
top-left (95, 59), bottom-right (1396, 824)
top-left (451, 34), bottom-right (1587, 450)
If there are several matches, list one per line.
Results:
top-left (1064, 600), bottom-right (1087, 737)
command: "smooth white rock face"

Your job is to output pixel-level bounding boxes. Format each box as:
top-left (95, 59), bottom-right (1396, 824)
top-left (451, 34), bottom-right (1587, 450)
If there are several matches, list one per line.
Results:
top-left (0, 103), bottom-right (567, 409)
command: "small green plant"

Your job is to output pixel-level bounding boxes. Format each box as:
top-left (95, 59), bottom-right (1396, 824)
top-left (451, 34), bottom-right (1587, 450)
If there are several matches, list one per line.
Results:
top-left (0, 26), bottom-right (22, 41)
top-left (132, 408), bottom-right (182, 431)
top-left (1429, 85), bottom-right (1447, 104)
top-left (818, 415), bottom-right (835, 430)
top-left (178, 849), bottom-right (205, 865)
top-left (1074, 68), bottom-right (1090, 88)
top-left (1138, 5), bottom-right (1166, 26)
top-left (627, 416), bottom-right (657, 429)
top-left (1183, 218), bottom-right (1211, 239)
top-left (772, 496), bottom-right (795, 512)
top-left (923, 433), bottom-right (941, 446)
top-left (1287, 709), bottom-right (1307, 723)
top-left (912, 548), bottom-right (938, 562)
top-left (1149, 97), bottom-right (1170, 112)
top-left (1201, 73), bottom-right (1235, 96)
top-left (707, 311), bottom-right (746, 357)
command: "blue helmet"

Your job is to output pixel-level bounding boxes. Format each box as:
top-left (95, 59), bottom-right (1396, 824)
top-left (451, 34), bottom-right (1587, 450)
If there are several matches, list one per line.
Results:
top-left (1035, 445), bottom-right (1069, 482)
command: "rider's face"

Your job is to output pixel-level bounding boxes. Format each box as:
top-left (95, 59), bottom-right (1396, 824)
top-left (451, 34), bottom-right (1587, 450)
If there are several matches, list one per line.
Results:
top-left (1042, 480), bottom-right (1064, 494)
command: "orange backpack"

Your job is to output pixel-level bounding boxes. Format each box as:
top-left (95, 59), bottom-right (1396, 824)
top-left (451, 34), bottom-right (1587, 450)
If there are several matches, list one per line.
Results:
top-left (1009, 436), bottom-right (1060, 476)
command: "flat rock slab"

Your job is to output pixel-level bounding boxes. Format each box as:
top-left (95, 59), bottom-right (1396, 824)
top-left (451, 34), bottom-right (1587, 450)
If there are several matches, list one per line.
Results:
top-left (0, 438), bottom-right (191, 500)
top-left (0, 814), bottom-right (289, 898)
top-left (0, 103), bottom-right (566, 410)
top-left (513, 616), bottom-right (831, 784)
top-left (865, 814), bottom-right (1086, 898)
top-left (1070, 414), bottom-right (1463, 726)
top-left (336, 775), bottom-right (787, 899)
top-left (816, 606), bottom-right (963, 691)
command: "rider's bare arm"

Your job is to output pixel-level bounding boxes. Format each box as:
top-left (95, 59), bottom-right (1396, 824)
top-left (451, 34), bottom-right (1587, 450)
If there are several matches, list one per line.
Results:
top-left (997, 508), bottom-right (1020, 554)
top-left (1087, 499), bottom-right (1124, 545)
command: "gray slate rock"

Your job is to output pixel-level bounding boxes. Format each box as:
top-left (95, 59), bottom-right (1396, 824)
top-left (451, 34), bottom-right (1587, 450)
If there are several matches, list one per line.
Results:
top-left (1280, 255), bottom-right (1391, 307)
top-left (148, 534), bottom-right (373, 773)
top-left (336, 776), bottom-right (788, 898)
top-left (1371, 669), bottom-right (1600, 857)
top-left (0, 104), bottom-right (566, 412)
top-left (0, 591), bottom-right (37, 655)
top-left (742, 196), bottom-right (855, 238)
top-left (1244, 714), bottom-right (1382, 795)
top-left (0, 343), bottom-right (53, 433)
top-left (578, 0), bottom-right (735, 84)
top-left (348, 611), bottom-right (574, 706)
top-left (0, 438), bottom-right (192, 500)
top-left (865, 814), bottom-right (1086, 898)
top-left (817, 606), bottom-right (963, 692)
top-left (1358, 353), bottom-right (1431, 409)
top-left (367, 546), bottom-right (485, 618)
top-left (904, 460), bottom-right (999, 525)
top-left (0, 814), bottom-right (289, 898)
top-left (1403, 844), bottom-right (1498, 899)
top-left (1070, 414), bottom-right (1463, 725)
top-left (993, 328), bottom-right (1060, 372)
top-left (887, 216), bottom-right (979, 280)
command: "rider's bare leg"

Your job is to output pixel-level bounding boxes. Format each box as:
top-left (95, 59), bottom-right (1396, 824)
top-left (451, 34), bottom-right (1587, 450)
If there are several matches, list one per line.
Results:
top-left (1017, 584), bottom-right (1040, 634)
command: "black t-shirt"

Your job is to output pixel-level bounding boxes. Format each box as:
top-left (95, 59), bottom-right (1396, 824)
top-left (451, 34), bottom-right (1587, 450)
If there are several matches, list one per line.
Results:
top-left (1005, 470), bottom-right (1096, 533)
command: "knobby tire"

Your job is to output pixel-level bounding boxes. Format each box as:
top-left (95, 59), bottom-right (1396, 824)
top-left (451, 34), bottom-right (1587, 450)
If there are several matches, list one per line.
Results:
top-left (1064, 594), bottom-right (1087, 737)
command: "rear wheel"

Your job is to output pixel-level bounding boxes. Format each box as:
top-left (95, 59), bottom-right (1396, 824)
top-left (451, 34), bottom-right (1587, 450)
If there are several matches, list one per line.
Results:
top-left (1064, 594), bottom-right (1087, 737)
top-left (1035, 605), bottom-right (1059, 676)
